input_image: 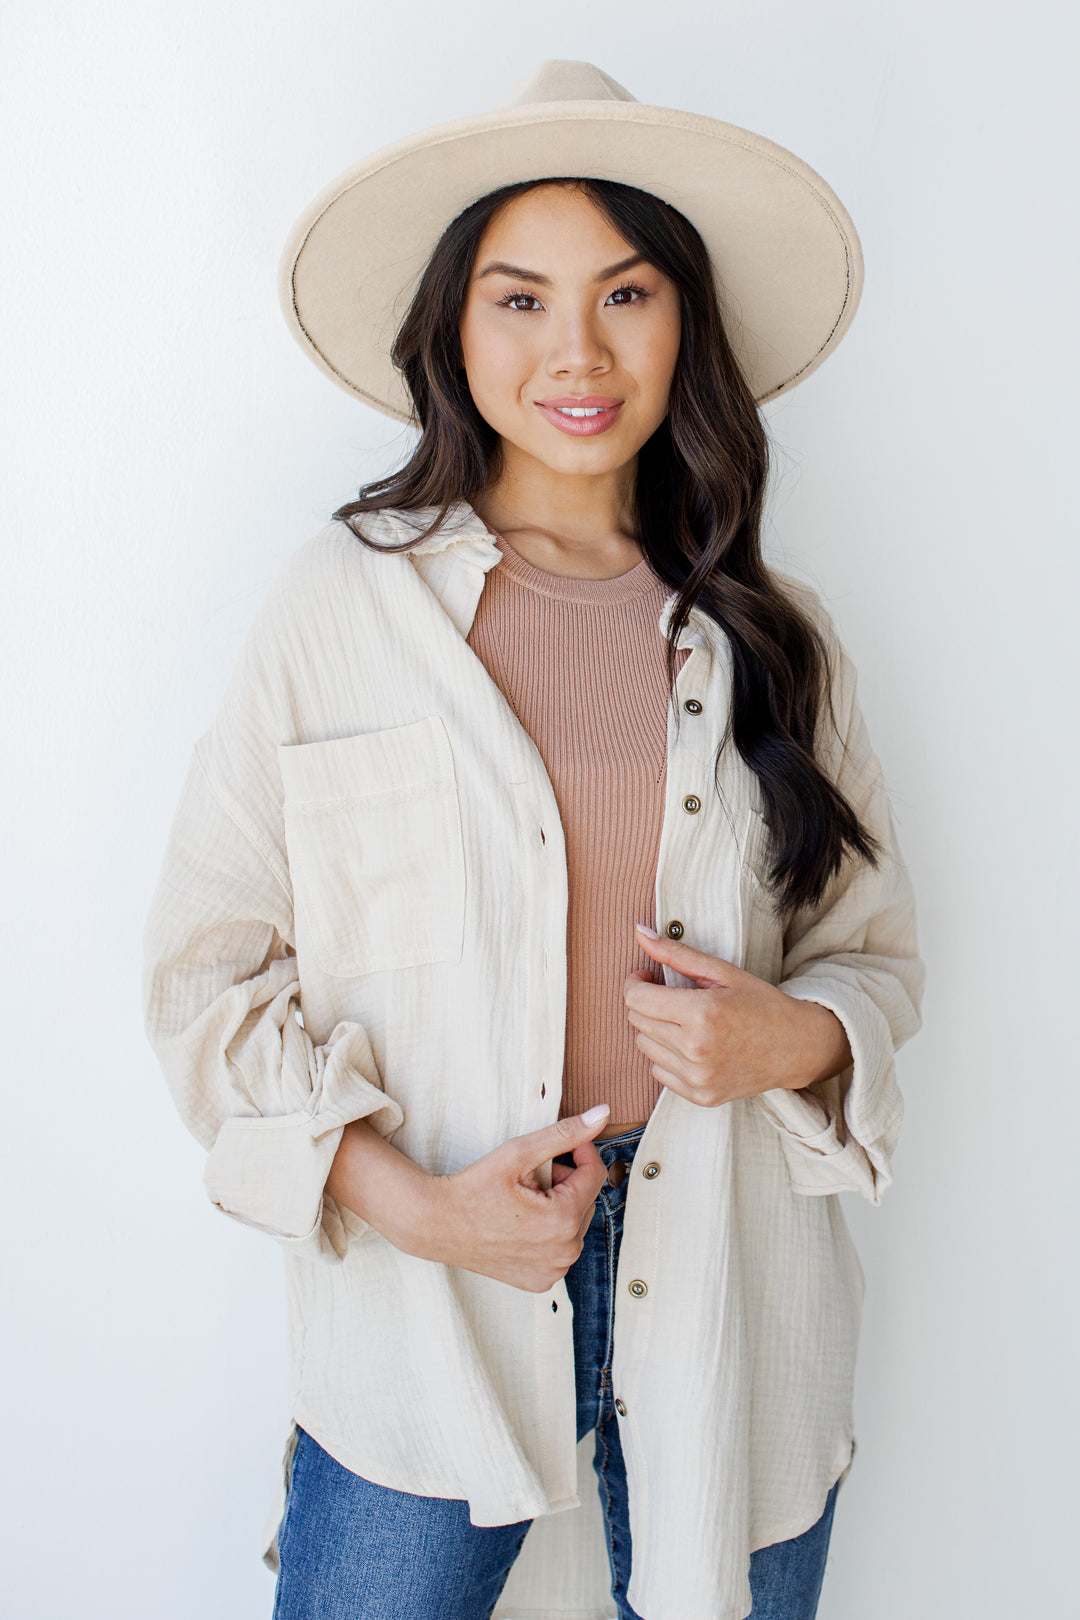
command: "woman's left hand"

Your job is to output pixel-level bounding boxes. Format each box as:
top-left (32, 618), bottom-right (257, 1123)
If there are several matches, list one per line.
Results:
top-left (623, 925), bottom-right (852, 1107)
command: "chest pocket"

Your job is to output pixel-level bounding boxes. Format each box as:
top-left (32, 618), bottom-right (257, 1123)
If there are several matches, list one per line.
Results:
top-left (277, 714), bottom-right (466, 979)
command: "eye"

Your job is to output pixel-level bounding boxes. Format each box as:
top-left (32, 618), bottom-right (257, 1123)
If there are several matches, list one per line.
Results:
top-left (495, 288), bottom-right (544, 313)
top-left (605, 282), bottom-right (650, 306)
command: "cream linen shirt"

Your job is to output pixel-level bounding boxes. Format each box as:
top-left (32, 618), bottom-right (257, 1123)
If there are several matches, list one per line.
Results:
top-left (142, 501), bottom-right (924, 1620)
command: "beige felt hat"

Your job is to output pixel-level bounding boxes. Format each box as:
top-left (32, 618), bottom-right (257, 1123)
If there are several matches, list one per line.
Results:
top-left (280, 60), bottom-right (863, 420)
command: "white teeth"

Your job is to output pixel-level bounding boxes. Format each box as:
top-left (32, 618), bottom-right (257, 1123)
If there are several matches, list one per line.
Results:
top-left (555, 406), bottom-right (606, 417)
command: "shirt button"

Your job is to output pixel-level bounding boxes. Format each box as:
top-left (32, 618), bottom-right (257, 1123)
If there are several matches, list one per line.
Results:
top-left (642, 1161), bottom-right (661, 1179)
top-left (665, 920), bottom-right (684, 940)
top-left (683, 698), bottom-right (703, 714)
top-left (628, 1279), bottom-right (648, 1298)
top-left (615, 1399), bottom-right (628, 1416)
top-left (682, 794), bottom-right (701, 814)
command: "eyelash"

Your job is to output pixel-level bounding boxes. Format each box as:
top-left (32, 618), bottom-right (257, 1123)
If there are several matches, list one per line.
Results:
top-left (494, 282), bottom-right (651, 313)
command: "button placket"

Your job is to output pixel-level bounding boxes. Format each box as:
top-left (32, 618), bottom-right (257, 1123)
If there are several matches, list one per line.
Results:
top-left (623, 610), bottom-right (702, 1431)
top-left (612, 1146), bottom-right (659, 1414)
top-left (665, 672), bottom-right (707, 948)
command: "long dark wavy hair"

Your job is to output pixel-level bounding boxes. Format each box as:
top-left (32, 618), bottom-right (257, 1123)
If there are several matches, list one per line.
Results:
top-left (334, 177), bottom-right (880, 918)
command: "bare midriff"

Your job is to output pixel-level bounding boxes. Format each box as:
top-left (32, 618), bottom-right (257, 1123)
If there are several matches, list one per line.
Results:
top-left (597, 1120), bottom-right (649, 1139)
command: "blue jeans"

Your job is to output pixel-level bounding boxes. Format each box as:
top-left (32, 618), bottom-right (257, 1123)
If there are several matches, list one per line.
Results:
top-left (273, 1126), bottom-right (839, 1620)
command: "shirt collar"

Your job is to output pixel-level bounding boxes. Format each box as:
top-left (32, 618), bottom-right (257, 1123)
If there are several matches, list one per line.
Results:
top-left (386, 502), bottom-right (500, 557)
top-left (659, 593), bottom-right (713, 651)
top-left (382, 500), bottom-right (716, 650)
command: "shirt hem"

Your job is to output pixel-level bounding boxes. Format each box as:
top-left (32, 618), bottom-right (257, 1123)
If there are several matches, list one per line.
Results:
top-left (494, 1609), bottom-right (620, 1620)
top-left (292, 1407), bottom-right (469, 1501)
top-left (291, 1406), bottom-right (582, 1523)
top-left (747, 1440), bottom-right (854, 1555)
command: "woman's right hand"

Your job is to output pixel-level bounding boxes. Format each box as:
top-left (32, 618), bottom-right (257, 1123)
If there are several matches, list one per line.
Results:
top-left (411, 1106), bottom-right (614, 1293)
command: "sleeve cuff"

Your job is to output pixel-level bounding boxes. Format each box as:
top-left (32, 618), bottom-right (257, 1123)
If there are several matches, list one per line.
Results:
top-left (204, 1022), bottom-right (405, 1260)
top-left (754, 976), bottom-right (902, 1205)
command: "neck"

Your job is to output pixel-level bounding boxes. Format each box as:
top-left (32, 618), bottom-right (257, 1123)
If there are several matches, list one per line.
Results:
top-left (474, 445), bottom-right (642, 580)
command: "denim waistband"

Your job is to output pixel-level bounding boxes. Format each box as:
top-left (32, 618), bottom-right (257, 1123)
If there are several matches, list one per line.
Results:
top-left (553, 1122), bottom-right (646, 1168)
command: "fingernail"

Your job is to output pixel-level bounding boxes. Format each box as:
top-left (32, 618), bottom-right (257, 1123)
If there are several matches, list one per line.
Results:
top-left (581, 1104), bottom-right (611, 1125)
top-left (635, 923), bottom-right (660, 939)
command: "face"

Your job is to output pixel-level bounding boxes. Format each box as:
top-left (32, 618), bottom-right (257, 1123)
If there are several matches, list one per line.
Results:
top-left (458, 185), bottom-right (682, 481)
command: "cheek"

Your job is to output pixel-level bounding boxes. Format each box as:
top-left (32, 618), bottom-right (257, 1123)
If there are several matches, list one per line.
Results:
top-left (460, 310), bottom-right (535, 415)
top-left (623, 310), bottom-right (681, 415)
top-left (641, 328), bottom-right (681, 398)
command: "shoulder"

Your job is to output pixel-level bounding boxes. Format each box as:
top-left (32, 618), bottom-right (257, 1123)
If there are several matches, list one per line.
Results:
top-left (270, 513), bottom-right (411, 592)
top-left (765, 564), bottom-right (862, 745)
top-left (211, 517), bottom-right (414, 723)
top-left (767, 565), bottom-right (841, 647)
top-left (768, 565), bottom-right (851, 666)
top-left (249, 513), bottom-right (421, 639)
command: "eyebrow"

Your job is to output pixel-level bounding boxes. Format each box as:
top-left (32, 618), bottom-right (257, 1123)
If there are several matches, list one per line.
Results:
top-left (475, 252), bottom-right (648, 287)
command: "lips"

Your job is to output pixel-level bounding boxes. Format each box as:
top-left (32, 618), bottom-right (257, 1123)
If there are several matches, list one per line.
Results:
top-left (534, 396), bottom-right (625, 438)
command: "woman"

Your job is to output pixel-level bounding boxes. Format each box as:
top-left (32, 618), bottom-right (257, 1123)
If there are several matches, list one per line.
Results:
top-left (143, 60), bottom-right (924, 1620)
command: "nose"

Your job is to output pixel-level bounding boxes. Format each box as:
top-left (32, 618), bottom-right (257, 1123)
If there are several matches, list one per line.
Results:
top-left (543, 307), bottom-right (612, 383)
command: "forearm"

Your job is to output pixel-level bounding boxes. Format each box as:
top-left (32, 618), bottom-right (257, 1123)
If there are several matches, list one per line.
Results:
top-left (781, 1000), bottom-right (853, 1090)
top-left (325, 1118), bottom-right (440, 1256)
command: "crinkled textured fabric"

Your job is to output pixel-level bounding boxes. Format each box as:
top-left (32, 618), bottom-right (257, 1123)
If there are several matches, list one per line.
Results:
top-left (142, 501), bottom-right (924, 1620)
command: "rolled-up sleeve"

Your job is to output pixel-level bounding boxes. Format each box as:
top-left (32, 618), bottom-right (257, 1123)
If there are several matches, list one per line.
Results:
top-left (142, 739), bottom-right (403, 1264)
top-left (753, 622), bottom-right (925, 1204)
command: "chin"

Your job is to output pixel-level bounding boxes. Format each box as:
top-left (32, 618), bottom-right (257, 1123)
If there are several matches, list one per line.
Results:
top-left (521, 432), bottom-right (639, 478)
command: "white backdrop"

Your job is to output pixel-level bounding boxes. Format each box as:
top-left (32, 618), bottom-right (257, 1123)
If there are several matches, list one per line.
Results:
top-left (2, 2), bottom-right (1077, 1616)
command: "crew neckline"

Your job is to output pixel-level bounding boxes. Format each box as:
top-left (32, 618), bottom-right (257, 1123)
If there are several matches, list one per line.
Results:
top-left (490, 532), bottom-right (661, 605)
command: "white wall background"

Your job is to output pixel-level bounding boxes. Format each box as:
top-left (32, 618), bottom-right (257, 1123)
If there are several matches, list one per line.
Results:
top-left (2, 2), bottom-right (1077, 1616)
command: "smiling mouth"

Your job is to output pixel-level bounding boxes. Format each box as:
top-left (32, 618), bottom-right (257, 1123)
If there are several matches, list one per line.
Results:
top-left (534, 399), bottom-right (625, 437)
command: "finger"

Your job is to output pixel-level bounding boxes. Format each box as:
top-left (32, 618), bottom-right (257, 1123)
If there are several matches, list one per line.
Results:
top-left (511, 1108), bottom-right (611, 1178)
top-left (548, 1141), bottom-right (605, 1201)
top-left (632, 1028), bottom-right (693, 1084)
top-left (649, 1063), bottom-right (688, 1097)
top-left (574, 1199), bottom-right (597, 1244)
top-left (633, 929), bottom-right (747, 986)
top-left (624, 1005), bottom-right (686, 1051)
top-left (623, 979), bottom-right (719, 1021)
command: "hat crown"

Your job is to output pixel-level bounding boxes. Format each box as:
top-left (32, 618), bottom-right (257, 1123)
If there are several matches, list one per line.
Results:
top-left (490, 59), bottom-right (638, 111)
top-left (282, 59), bottom-right (864, 416)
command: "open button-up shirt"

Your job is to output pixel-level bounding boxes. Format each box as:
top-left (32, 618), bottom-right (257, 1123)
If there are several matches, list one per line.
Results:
top-left (142, 502), bottom-right (924, 1620)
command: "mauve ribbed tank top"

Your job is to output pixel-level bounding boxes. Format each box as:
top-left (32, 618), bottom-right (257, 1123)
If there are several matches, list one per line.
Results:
top-left (466, 534), bottom-right (690, 1129)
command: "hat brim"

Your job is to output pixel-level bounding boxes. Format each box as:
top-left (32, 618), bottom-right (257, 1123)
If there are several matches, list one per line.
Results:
top-left (280, 101), bottom-right (863, 420)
